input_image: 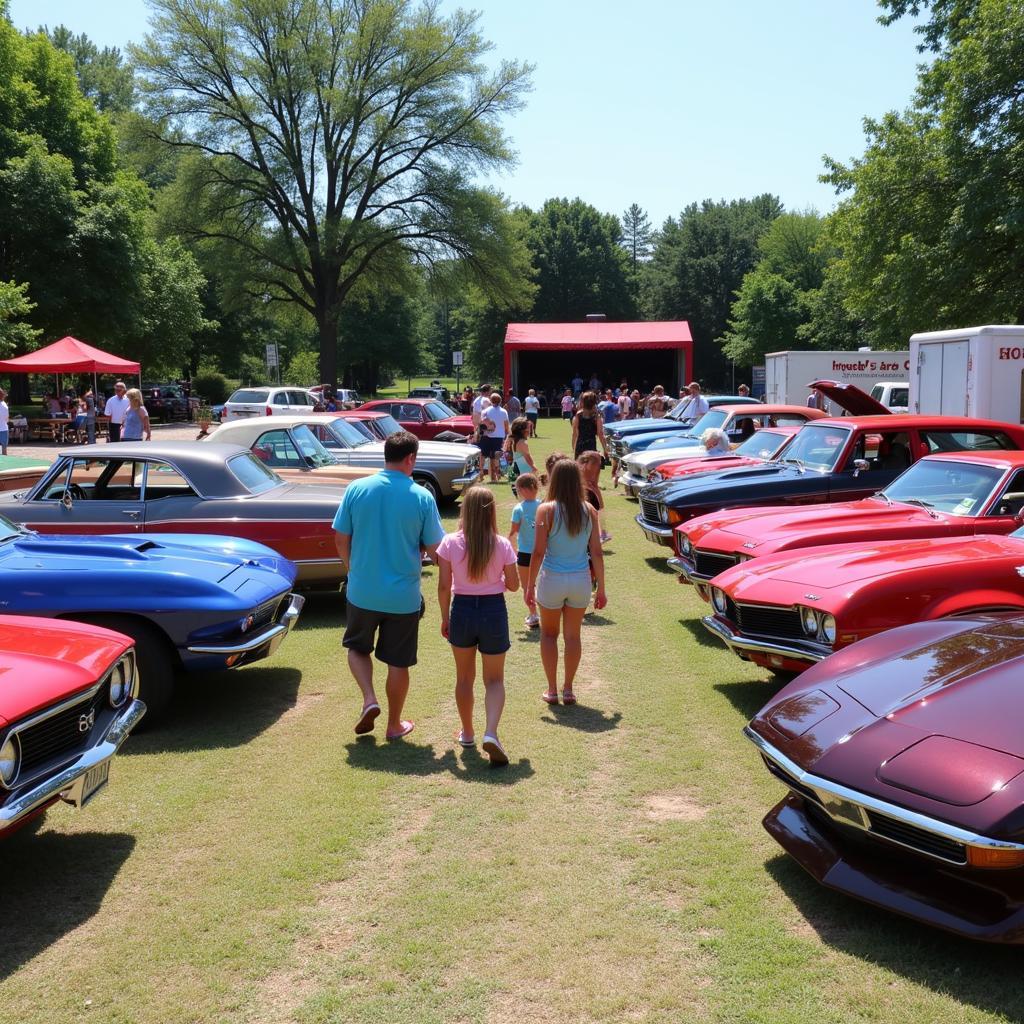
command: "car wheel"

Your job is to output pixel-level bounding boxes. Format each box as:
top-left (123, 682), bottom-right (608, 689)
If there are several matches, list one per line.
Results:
top-left (74, 616), bottom-right (176, 726)
top-left (413, 474), bottom-right (442, 504)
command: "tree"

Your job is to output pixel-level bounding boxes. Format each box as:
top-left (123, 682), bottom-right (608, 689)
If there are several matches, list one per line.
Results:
top-left (45, 25), bottom-right (136, 113)
top-left (527, 198), bottom-right (635, 321)
top-left (132, 0), bottom-right (533, 388)
top-left (621, 203), bottom-right (653, 268)
top-left (642, 195), bottom-right (782, 386)
top-left (823, 0), bottom-right (1024, 340)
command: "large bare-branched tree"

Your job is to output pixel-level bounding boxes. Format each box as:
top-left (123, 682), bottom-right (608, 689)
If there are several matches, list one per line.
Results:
top-left (132, 0), bottom-right (532, 384)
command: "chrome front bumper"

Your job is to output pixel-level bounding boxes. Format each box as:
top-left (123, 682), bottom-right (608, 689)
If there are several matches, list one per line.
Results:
top-left (450, 468), bottom-right (481, 493)
top-left (187, 593), bottom-right (306, 659)
top-left (619, 472), bottom-right (646, 494)
top-left (701, 614), bottom-right (828, 664)
top-left (0, 697), bottom-right (146, 830)
top-left (634, 514), bottom-right (675, 544)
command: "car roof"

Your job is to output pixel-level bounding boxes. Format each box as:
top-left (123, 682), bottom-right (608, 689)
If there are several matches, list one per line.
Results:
top-left (364, 397), bottom-right (438, 407)
top-left (339, 410), bottom-right (387, 418)
top-left (921, 451), bottom-right (1024, 469)
top-left (811, 414), bottom-right (1024, 432)
top-left (228, 386), bottom-right (311, 397)
top-left (715, 404), bottom-right (825, 417)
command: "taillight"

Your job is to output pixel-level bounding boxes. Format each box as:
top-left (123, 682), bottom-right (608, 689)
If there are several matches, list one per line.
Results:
top-left (266, 405), bottom-right (273, 416)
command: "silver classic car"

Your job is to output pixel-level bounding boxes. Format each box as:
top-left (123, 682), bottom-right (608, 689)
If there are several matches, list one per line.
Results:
top-left (212, 414), bottom-right (480, 502)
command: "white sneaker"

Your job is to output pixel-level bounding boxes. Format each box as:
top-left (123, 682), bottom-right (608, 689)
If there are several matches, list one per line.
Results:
top-left (525, 613), bottom-right (540, 628)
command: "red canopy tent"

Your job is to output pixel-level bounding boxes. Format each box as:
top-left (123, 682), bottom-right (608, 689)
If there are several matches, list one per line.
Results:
top-left (503, 321), bottom-right (693, 395)
top-left (0, 336), bottom-right (141, 403)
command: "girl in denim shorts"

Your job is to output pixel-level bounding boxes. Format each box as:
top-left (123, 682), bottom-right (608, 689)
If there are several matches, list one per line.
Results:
top-left (437, 487), bottom-right (520, 765)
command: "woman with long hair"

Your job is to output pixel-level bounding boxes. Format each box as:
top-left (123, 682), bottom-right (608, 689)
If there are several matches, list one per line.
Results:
top-left (503, 415), bottom-right (537, 480)
top-left (122, 388), bottom-right (151, 441)
top-left (572, 389), bottom-right (609, 464)
top-left (526, 458), bottom-right (607, 705)
top-left (437, 486), bottom-right (519, 765)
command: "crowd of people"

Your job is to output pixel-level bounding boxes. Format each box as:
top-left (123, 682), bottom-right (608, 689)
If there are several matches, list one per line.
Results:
top-left (334, 429), bottom-right (609, 768)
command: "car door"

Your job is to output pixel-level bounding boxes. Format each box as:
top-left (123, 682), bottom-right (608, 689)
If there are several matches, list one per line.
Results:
top-left (21, 456), bottom-right (146, 533)
top-left (139, 459), bottom-right (204, 531)
top-left (288, 389), bottom-right (317, 414)
top-left (828, 430), bottom-right (912, 502)
top-left (979, 467), bottom-right (1024, 535)
top-left (395, 403), bottom-right (427, 438)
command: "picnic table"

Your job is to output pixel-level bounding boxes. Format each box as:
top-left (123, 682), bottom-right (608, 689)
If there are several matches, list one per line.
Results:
top-left (26, 416), bottom-right (111, 443)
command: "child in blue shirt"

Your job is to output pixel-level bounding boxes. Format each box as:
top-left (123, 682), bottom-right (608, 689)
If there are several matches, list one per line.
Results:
top-left (509, 473), bottom-right (540, 628)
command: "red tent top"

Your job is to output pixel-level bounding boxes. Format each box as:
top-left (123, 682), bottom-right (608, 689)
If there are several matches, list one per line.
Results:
top-left (504, 321), bottom-right (692, 349)
top-left (0, 336), bottom-right (140, 374)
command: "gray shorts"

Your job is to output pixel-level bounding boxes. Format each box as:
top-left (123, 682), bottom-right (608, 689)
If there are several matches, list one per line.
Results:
top-left (536, 568), bottom-right (592, 610)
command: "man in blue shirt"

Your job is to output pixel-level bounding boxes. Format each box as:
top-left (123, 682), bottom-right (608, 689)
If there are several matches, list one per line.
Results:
top-left (334, 431), bottom-right (444, 740)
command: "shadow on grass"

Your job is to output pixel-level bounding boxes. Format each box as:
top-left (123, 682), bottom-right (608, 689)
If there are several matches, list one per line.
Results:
top-left (0, 830), bottom-right (135, 981)
top-left (644, 556), bottom-right (676, 575)
top-left (677, 617), bottom-right (720, 649)
top-left (294, 591), bottom-right (347, 629)
top-left (712, 678), bottom-right (780, 720)
top-left (124, 667), bottom-right (303, 754)
top-left (584, 612), bottom-right (615, 626)
top-left (765, 854), bottom-right (1024, 1021)
top-left (541, 703), bottom-right (623, 733)
top-left (345, 737), bottom-right (534, 784)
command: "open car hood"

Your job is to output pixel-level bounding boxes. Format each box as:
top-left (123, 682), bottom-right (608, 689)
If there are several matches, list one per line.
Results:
top-left (808, 379), bottom-right (892, 416)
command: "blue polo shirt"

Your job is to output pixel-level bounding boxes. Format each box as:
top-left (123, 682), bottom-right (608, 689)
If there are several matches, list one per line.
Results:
top-left (333, 470), bottom-right (444, 614)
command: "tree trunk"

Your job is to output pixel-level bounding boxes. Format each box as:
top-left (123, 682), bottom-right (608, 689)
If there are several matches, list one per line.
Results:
top-left (317, 312), bottom-right (338, 391)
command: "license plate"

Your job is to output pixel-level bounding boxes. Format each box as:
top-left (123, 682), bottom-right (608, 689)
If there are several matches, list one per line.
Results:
top-left (65, 759), bottom-right (111, 808)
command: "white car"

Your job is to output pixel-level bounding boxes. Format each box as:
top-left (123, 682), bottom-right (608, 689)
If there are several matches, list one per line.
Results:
top-left (222, 386), bottom-right (319, 422)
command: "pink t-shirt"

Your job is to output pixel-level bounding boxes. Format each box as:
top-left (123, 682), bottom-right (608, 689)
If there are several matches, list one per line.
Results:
top-left (437, 531), bottom-right (517, 595)
top-left (561, 396), bottom-right (574, 413)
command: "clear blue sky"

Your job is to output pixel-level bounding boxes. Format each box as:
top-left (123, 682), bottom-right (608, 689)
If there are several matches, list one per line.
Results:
top-left (11, 0), bottom-right (925, 228)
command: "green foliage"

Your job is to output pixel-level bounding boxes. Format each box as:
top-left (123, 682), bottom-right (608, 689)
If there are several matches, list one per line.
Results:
top-left (132, 0), bottom-right (533, 385)
top-left (45, 25), bottom-right (135, 113)
top-left (282, 350), bottom-right (319, 387)
top-left (621, 203), bottom-right (653, 267)
top-left (0, 278), bottom-right (40, 355)
top-left (825, 0), bottom-right (1024, 340)
top-left (191, 369), bottom-right (229, 404)
top-left (642, 195), bottom-right (782, 386)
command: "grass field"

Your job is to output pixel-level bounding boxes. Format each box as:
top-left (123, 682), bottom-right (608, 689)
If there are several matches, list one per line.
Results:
top-left (2, 418), bottom-right (1022, 1024)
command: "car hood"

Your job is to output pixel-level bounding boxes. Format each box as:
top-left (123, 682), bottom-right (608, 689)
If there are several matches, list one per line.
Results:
top-left (808, 379), bottom-right (892, 416)
top-left (660, 455), bottom-right (760, 478)
top-left (626, 445), bottom-right (705, 471)
top-left (748, 534), bottom-right (1024, 587)
top-left (608, 418), bottom-right (687, 438)
top-left (412, 440), bottom-right (476, 460)
top-left (644, 461), bottom-right (811, 505)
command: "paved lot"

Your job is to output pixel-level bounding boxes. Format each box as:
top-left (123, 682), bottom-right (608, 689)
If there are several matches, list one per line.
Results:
top-left (12, 421), bottom-right (215, 462)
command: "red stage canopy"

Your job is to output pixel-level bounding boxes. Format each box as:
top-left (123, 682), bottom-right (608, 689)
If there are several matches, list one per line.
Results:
top-left (503, 321), bottom-right (693, 392)
top-left (0, 336), bottom-right (140, 374)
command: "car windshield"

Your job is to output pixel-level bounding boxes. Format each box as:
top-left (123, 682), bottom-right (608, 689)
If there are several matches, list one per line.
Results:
top-left (0, 512), bottom-right (26, 543)
top-left (881, 459), bottom-right (1004, 516)
top-left (735, 429), bottom-right (787, 459)
top-left (228, 389), bottom-right (269, 404)
top-left (781, 423), bottom-right (851, 472)
top-left (326, 418), bottom-right (373, 448)
top-left (227, 453), bottom-right (283, 494)
top-left (424, 402), bottom-right (454, 421)
top-left (292, 424), bottom-right (336, 467)
top-left (368, 414), bottom-right (402, 437)
top-left (683, 409), bottom-right (728, 436)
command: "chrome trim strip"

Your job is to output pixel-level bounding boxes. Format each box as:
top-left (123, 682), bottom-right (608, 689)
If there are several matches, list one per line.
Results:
top-left (187, 593), bottom-right (305, 655)
top-left (667, 556), bottom-right (699, 581)
top-left (701, 614), bottom-right (828, 663)
top-left (745, 726), bottom-right (1024, 857)
top-left (634, 514), bottom-right (674, 539)
top-left (0, 698), bottom-right (146, 828)
top-left (451, 470), bottom-right (480, 491)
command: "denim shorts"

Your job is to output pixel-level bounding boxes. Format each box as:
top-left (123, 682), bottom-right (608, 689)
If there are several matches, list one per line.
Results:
top-left (448, 594), bottom-right (510, 654)
top-left (536, 568), bottom-right (592, 610)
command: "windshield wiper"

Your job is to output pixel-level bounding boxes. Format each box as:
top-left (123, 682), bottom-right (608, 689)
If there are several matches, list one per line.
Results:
top-left (903, 498), bottom-right (942, 519)
top-left (873, 491), bottom-right (893, 506)
top-left (783, 458), bottom-right (805, 474)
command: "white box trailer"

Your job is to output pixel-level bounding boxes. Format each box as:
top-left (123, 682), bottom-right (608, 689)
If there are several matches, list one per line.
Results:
top-left (909, 325), bottom-right (1024, 423)
top-left (764, 350), bottom-right (910, 415)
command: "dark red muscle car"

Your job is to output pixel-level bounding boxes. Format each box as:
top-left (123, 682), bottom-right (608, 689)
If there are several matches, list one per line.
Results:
top-left (747, 614), bottom-right (1024, 942)
top-left (358, 398), bottom-right (474, 440)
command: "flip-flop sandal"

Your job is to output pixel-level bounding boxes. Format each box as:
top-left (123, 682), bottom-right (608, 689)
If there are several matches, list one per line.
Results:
top-left (561, 691), bottom-right (577, 705)
top-left (354, 703), bottom-right (381, 734)
top-left (541, 692), bottom-right (559, 705)
top-left (386, 720), bottom-right (415, 740)
top-left (456, 731), bottom-right (476, 748)
top-left (482, 735), bottom-right (509, 766)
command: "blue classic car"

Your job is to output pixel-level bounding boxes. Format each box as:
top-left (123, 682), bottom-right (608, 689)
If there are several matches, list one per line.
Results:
top-left (0, 518), bottom-right (304, 723)
top-left (606, 395), bottom-right (758, 458)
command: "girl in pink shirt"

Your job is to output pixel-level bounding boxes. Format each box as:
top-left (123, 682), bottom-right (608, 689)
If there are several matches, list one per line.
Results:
top-left (437, 487), bottom-right (519, 764)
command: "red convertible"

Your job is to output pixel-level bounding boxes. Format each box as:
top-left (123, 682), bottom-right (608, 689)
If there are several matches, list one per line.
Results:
top-left (358, 397), bottom-right (474, 440)
top-left (702, 513), bottom-right (1024, 676)
top-left (673, 451), bottom-right (1024, 591)
top-left (748, 614), bottom-right (1024, 941)
top-left (0, 616), bottom-right (145, 836)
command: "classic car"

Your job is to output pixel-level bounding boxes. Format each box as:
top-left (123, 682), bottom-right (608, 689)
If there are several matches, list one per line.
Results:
top-left (701, 515), bottom-right (1024, 677)
top-left (359, 397), bottom-right (476, 440)
top-left (209, 418), bottom-right (376, 487)
top-left (277, 413), bottom-right (480, 502)
top-left (617, 405), bottom-right (825, 495)
top-left (336, 409), bottom-right (399, 441)
top-left (647, 426), bottom-right (801, 485)
top-left (0, 616), bottom-right (145, 836)
top-left (0, 442), bottom-right (349, 587)
top-left (0, 454), bottom-right (51, 492)
top-left (747, 614), bottom-right (1024, 941)
top-left (606, 394), bottom-right (760, 456)
top-left (672, 451), bottom-right (1024, 590)
top-left (634, 416), bottom-right (1024, 547)
top-left (0, 521), bottom-right (302, 720)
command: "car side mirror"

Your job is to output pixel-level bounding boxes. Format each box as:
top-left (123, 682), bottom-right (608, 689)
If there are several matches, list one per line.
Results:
top-left (61, 490), bottom-right (74, 510)
top-left (852, 458), bottom-right (870, 477)
top-left (1014, 510), bottom-right (1024, 525)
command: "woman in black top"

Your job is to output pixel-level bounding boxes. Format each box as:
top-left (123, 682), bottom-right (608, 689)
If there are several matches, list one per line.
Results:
top-left (572, 391), bottom-right (609, 461)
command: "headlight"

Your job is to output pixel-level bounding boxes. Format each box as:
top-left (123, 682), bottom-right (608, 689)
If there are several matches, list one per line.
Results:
top-left (109, 660), bottom-right (128, 707)
top-left (711, 587), bottom-right (728, 614)
top-left (800, 606), bottom-right (820, 637)
top-left (0, 735), bottom-right (19, 786)
top-left (659, 504), bottom-right (669, 523)
top-left (820, 614), bottom-right (837, 645)
top-left (239, 614), bottom-right (255, 634)
top-left (680, 534), bottom-right (692, 556)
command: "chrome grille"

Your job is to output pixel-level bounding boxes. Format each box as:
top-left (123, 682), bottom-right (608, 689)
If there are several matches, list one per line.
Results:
top-left (694, 550), bottom-right (737, 578)
top-left (735, 604), bottom-right (803, 641)
top-left (866, 811), bottom-right (968, 865)
top-left (639, 496), bottom-right (661, 524)
top-left (251, 593), bottom-right (290, 631)
top-left (17, 686), bottom-right (107, 776)
top-left (761, 754), bottom-right (822, 807)
top-left (611, 439), bottom-right (627, 458)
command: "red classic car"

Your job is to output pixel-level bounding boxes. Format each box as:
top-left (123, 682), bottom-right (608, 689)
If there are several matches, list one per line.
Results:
top-left (646, 426), bottom-right (801, 485)
top-left (358, 398), bottom-right (475, 440)
top-left (747, 614), bottom-right (1024, 941)
top-left (702, 517), bottom-right (1024, 677)
top-left (673, 450), bottom-right (1024, 591)
top-left (0, 616), bottom-right (145, 836)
